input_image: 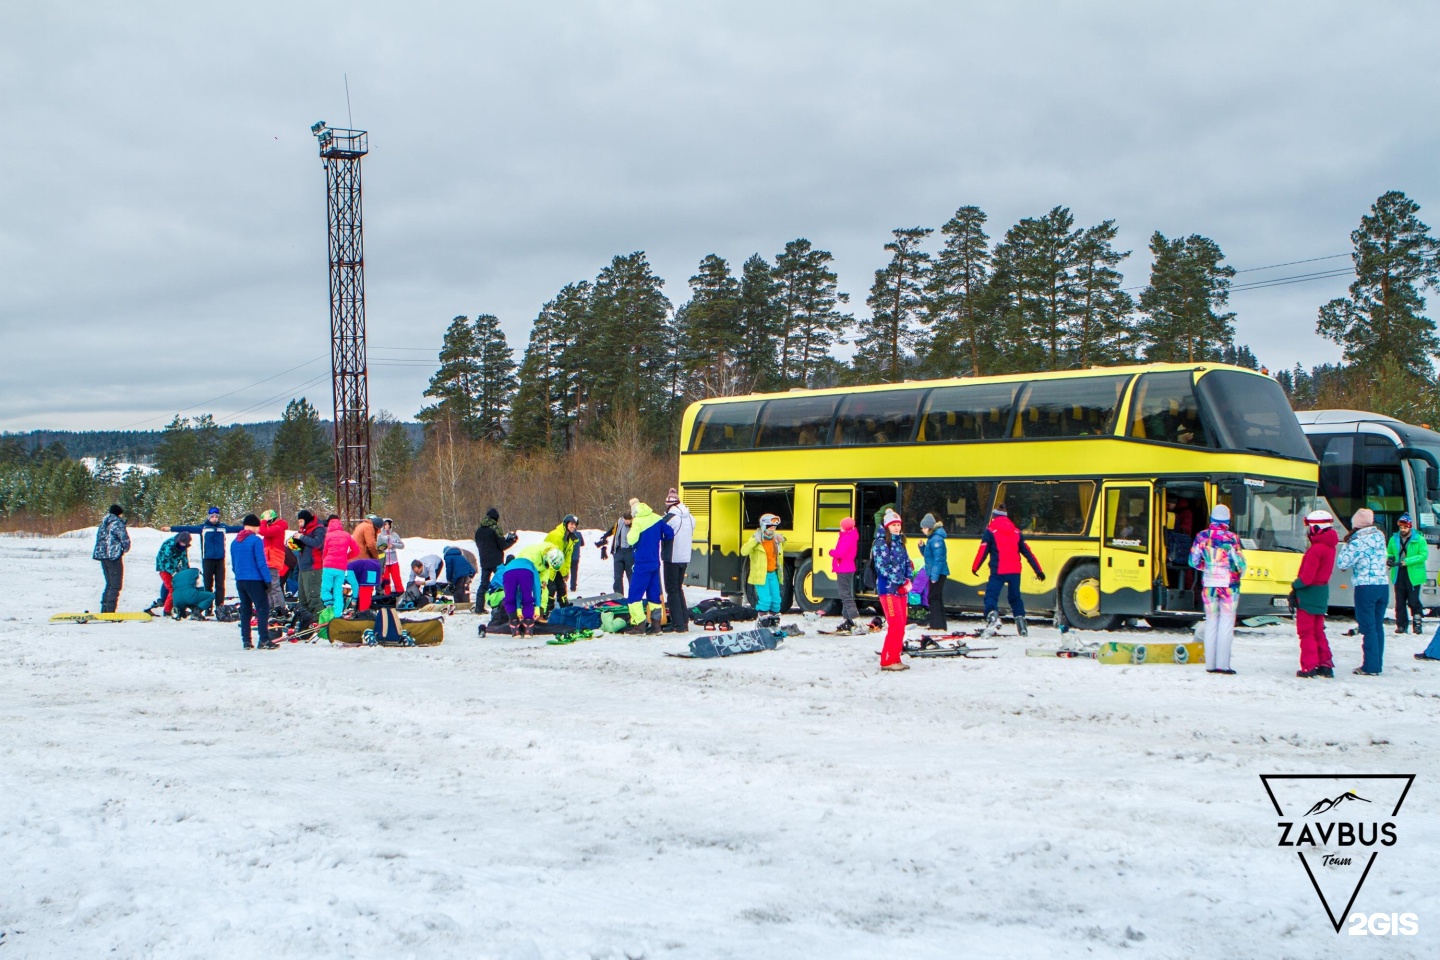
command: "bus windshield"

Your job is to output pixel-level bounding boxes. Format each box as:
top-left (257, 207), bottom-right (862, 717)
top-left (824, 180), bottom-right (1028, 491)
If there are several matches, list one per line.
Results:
top-left (1403, 443), bottom-right (1440, 544)
top-left (1196, 371), bottom-right (1314, 461)
top-left (1226, 480), bottom-right (1325, 553)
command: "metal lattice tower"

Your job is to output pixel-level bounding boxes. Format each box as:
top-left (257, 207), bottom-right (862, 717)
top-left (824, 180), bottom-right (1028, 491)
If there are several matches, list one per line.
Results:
top-left (312, 122), bottom-right (372, 522)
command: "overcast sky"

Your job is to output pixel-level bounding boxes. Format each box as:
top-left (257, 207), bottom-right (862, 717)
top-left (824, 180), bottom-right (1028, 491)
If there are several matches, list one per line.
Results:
top-left (2, 1), bottom-right (1436, 431)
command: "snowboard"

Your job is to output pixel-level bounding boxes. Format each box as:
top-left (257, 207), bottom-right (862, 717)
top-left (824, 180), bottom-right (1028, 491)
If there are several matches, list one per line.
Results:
top-left (569, 592), bottom-right (624, 607)
top-left (1026, 647), bottom-right (1099, 659)
top-left (1095, 640), bottom-right (1205, 665)
top-left (666, 628), bottom-right (784, 659)
top-left (50, 612), bottom-right (154, 624)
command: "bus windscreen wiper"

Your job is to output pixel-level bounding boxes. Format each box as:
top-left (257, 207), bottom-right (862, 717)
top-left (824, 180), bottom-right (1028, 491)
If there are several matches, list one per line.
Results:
top-left (1246, 446), bottom-right (1285, 457)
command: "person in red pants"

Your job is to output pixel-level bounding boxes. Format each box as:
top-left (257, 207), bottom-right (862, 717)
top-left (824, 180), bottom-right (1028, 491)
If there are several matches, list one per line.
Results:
top-left (1292, 509), bottom-right (1338, 678)
top-left (872, 509), bottom-right (914, 671)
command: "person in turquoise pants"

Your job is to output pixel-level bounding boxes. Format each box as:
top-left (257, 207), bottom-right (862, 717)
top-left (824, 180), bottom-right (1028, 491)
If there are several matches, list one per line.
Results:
top-left (320, 516), bottom-right (359, 617)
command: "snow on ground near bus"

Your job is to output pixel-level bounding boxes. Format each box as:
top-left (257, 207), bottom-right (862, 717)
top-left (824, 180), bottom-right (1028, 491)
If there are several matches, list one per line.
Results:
top-left (4, 527), bottom-right (1440, 960)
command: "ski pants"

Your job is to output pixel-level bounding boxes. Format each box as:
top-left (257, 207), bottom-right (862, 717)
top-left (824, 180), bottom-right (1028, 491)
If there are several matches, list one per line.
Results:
top-left (235, 579), bottom-right (270, 647)
top-left (1297, 610), bottom-right (1333, 672)
top-left (754, 571), bottom-right (782, 613)
top-left (664, 561), bottom-right (688, 631)
top-left (321, 567), bottom-right (348, 618)
top-left (1201, 586), bottom-right (1237, 671)
top-left (99, 558), bottom-right (123, 614)
top-left (836, 571), bottom-right (860, 622)
top-left (983, 573), bottom-right (1024, 619)
top-left (1394, 575), bottom-right (1423, 632)
top-left (1353, 583), bottom-right (1388, 673)
top-left (159, 571), bottom-right (176, 616)
top-left (477, 566), bottom-right (497, 612)
top-left (927, 574), bottom-right (948, 629)
top-left (612, 552), bottom-right (633, 595)
top-left (266, 566), bottom-right (286, 612)
top-left (879, 591), bottom-right (908, 667)
top-left (298, 569), bottom-right (323, 616)
top-left (382, 563), bottom-right (403, 595)
top-left (1422, 621), bottom-right (1440, 660)
top-left (628, 565), bottom-right (663, 625)
top-left (502, 568), bottom-right (536, 621)
top-left (202, 557), bottom-right (227, 605)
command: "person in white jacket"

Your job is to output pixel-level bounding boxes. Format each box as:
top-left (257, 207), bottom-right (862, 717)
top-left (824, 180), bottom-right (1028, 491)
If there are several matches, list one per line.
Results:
top-left (662, 488), bottom-right (695, 633)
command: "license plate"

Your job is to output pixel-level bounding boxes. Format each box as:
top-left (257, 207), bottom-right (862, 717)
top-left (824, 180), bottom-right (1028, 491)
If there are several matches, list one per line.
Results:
top-left (1272, 597), bottom-right (1290, 608)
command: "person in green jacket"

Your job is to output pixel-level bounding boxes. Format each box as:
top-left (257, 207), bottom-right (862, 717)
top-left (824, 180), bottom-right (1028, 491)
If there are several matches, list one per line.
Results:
top-left (1387, 513), bottom-right (1429, 635)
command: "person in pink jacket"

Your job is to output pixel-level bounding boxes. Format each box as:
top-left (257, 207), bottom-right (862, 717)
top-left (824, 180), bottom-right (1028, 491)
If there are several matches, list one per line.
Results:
top-left (320, 516), bottom-right (361, 617)
top-left (830, 517), bottom-right (862, 633)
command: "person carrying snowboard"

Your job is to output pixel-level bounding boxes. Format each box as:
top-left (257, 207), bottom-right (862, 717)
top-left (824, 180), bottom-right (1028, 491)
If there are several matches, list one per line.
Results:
top-left (919, 513), bottom-right (949, 631)
top-left (627, 501), bottom-right (674, 634)
top-left (1387, 513), bottom-right (1428, 636)
top-left (741, 513), bottom-right (786, 626)
top-left (873, 509), bottom-right (913, 672)
top-left (92, 504), bottom-right (131, 614)
top-left (830, 516), bottom-right (862, 634)
top-left (1189, 503), bottom-right (1246, 675)
top-left (170, 508), bottom-right (242, 606)
top-left (972, 503), bottom-right (1045, 637)
top-left (231, 514), bottom-right (277, 649)
top-left (1293, 508), bottom-right (1337, 678)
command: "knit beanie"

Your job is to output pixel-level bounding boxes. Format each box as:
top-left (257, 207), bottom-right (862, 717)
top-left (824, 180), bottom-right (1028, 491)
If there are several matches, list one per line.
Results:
top-left (1351, 508), bottom-right (1374, 529)
top-left (109, 504), bottom-right (124, 516)
top-left (207, 506), bottom-right (220, 516)
top-left (1210, 504), bottom-right (1231, 524)
top-left (992, 503), bottom-right (1008, 517)
top-left (297, 509), bottom-right (314, 524)
top-left (486, 507), bottom-right (500, 521)
top-left (665, 488), bottom-right (680, 505)
top-left (242, 513), bottom-right (261, 527)
top-left (920, 513), bottom-right (938, 530)
top-left (883, 508), bottom-right (902, 528)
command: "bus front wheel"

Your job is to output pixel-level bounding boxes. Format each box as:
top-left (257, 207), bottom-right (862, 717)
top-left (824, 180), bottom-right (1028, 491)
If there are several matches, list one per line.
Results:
top-left (1061, 562), bottom-right (1122, 631)
top-left (739, 559), bottom-right (796, 613)
top-left (794, 558), bottom-right (840, 615)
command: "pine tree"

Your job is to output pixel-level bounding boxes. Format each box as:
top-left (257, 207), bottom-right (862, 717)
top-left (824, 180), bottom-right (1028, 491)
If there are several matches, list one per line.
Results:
top-left (417, 316), bottom-right (484, 439)
top-left (270, 398), bottom-right (332, 482)
top-left (373, 413), bottom-right (414, 503)
top-left (1317, 190), bottom-right (1440, 378)
top-left (736, 254), bottom-right (780, 392)
top-left (215, 428), bottom-right (262, 479)
top-left (156, 415), bottom-right (218, 480)
top-left (583, 252), bottom-right (674, 441)
top-left (773, 239), bottom-right (850, 387)
top-left (1070, 220), bottom-right (1134, 367)
top-left (509, 283), bottom-right (589, 452)
top-left (471, 313), bottom-right (517, 442)
top-left (853, 227), bottom-right (933, 383)
top-left (926, 206), bottom-right (993, 376)
top-left (1136, 232), bottom-right (1236, 363)
top-left (677, 254), bottom-right (744, 398)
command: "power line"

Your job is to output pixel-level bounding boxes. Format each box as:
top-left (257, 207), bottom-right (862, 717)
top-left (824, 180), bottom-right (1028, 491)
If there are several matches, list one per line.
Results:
top-left (1231, 267), bottom-right (1354, 293)
top-left (117, 356), bottom-right (327, 430)
top-left (1233, 253), bottom-right (1349, 274)
top-left (214, 372), bottom-right (333, 426)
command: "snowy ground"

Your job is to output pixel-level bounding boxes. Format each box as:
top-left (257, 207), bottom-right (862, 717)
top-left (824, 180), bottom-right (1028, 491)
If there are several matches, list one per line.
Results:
top-left (3, 527), bottom-right (1439, 959)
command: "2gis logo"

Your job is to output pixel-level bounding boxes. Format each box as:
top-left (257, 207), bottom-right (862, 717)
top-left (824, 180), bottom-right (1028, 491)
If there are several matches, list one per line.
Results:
top-left (1260, 774), bottom-right (1417, 934)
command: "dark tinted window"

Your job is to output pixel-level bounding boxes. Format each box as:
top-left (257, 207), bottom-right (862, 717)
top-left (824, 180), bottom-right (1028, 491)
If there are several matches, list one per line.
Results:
top-left (995, 480), bottom-right (1095, 535)
top-left (742, 489), bottom-right (794, 528)
top-left (1127, 371), bottom-right (1216, 447)
top-left (899, 480), bottom-right (995, 536)
top-left (691, 401), bottom-right (762, 451)
top-left (755, 396), bottom-right (840, 448)
top-left (1194, 371), bottom-right (1314, 461)
top-left (833, 391), bottom-right (922, 445)
top-left (1013, 376), bottom-right (1128, 439)
top-left (918, 383), bottom-right (1020, 442)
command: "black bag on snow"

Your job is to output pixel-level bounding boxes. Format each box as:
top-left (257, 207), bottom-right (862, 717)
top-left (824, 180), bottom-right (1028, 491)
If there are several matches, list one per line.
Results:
top-left (690, 600), bottom-right (757, 625)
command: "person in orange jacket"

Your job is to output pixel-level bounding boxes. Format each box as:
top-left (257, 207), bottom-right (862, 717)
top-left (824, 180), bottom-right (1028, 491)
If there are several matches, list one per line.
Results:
top-left (258, 509), bottom-right (290, 612)
top-left (352, 513), bottom-right (381, 561)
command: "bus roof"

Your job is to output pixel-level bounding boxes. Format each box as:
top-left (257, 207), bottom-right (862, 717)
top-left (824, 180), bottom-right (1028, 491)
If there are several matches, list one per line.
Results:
top-left (1297, 409), bottom-right (1440, 448)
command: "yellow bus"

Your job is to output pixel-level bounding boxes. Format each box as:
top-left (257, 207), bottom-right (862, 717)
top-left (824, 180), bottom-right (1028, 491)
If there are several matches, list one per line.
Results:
top-left (677, 362), bottom-right (1321, 630)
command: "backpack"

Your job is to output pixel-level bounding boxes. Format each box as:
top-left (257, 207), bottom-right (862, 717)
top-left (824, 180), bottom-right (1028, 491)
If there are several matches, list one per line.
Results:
top-left (366, 607), bottom-right (414, 646)
top-left (215, 601), bottom-right (240, 623)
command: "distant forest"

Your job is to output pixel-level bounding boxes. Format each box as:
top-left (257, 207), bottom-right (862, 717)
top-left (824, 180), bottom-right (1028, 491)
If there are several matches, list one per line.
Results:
top-left (2, 421), bottom-right (425, 463)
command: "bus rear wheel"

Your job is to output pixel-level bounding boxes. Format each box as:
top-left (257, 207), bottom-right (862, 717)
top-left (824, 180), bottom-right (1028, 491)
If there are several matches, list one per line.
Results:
top-left (794, 558), bottom-right (840, 615)
top-left (1061, 562), bottom-right (1122, 631)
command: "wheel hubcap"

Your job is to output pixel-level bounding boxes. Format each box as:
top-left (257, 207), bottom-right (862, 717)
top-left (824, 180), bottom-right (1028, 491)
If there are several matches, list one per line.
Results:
top-left (1073, 578), bottom-right (1102, 618)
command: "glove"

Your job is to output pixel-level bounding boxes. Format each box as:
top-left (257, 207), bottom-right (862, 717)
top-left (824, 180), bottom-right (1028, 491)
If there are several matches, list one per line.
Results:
top-left (900, 580), bottom-right (912, 593)
top-left (1037, 572), bottom-right (1047, 582)
top-left (600, 547), bottom-right (609, 560)
top-left (1387, 558), bottom-right (1398, 568)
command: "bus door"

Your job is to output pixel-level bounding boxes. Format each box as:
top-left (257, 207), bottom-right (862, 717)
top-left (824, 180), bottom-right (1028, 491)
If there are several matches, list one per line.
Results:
top-left (1155, 479), bottom-right (1207, 612)
top-left (708, 488), bottom-right (743, 593)
top-left (808, 487), bottom-right (855, 600)
top-left (1099, 481), bottom-right (1155, 616)
top-left (856, 482), bottom-right (900, 579)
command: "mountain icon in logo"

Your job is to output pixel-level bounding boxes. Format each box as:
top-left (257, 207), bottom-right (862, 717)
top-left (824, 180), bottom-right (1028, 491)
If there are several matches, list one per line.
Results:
top-left (1303, 790), bottom-right (1372, 817)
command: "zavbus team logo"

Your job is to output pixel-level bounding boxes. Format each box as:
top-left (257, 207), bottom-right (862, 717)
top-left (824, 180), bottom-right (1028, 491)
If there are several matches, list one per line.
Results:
top-left (1260, 774), bottom-right (1415, 933)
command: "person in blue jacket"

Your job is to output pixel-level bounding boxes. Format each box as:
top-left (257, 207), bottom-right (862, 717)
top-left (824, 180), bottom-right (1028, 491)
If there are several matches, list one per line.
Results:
top-left (919, 513), bottom-right (950, 630)
top-left (627, 501), bottom-right (674, 634)
top-left (229, 513), bottom-right (276, 650)
top-left (442, 545), bottom-right (478, 603)
top-left (171, 507), bottom-right (242, 606)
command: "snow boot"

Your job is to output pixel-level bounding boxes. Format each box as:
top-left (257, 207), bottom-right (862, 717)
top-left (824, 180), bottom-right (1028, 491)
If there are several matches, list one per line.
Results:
top-left (758, 613), bottom-right (781, 630)
top-left (1016, 617), bottom-right (1029, 638)
top-left (1414, 618), bottom-right (1425, 635)
top-left (980, 610), bottom-right (1001, 639)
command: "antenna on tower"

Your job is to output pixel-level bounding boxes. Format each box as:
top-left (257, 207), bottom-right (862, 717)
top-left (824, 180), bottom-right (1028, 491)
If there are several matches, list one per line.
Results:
top-left (344, 74), bottom-right (353, 129)
top-left (311, 120), bottom-right (372, 522)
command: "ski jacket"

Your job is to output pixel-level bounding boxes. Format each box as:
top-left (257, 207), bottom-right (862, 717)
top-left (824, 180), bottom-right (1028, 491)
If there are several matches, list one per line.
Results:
top-left (473, 516), bottom-right (517, 569)
top-left (972, 516), bottom-right (1042, 577)
top-left (1293, 526), bottom-right (1338, 615)
top-left (741, 529), bottom-right (785, 585)
top-left (416, 554), bottom-right (444, 582)
top-left (293, 518), bottom-right (324, 572)
top-left (347, 558), bottom-right (384, 586)
top-left (1387, 531), bottom-right (1429, 586)
top-left (377, 528), bottom-right (404, 566)
top-left (230, 529), bottom-right (271, 583)
top-left (169, 568), bottom-right (215, 611)
top-left (258, 517), bottom-right (289, 571)
top-left (872, 532), bottom-right (914, 596)
top-left (171, 519), bottom-right (242, 560)
top-left (92, 513), bottom-right (130, 561)
top-left (597, 519), bottom-right (633, 557)
top-left (321, 519), bottom-right (360, 570)
top-left (921, 526), bottom-right (950, 578)
top-left (443, 546), bottom-right (477, 583)
top-left (351, 518), bottom-right (379, 560)
top-left (514, 543), bottom-right (560, 607)
top-left (628, 503), bottom-right (674, 573)
top-left (830, 519), bottom-right (858, 574)
top-left (664, 503), bottom-right (696, 564)
top-left (544, 522), bottom-right (580, 578)
top-left (155, 536), bottom-right (191, 574)
top-left (1337, 524), bottom-right (1388, 586)
top-left (1189, 522), bottom-right (1247, 589)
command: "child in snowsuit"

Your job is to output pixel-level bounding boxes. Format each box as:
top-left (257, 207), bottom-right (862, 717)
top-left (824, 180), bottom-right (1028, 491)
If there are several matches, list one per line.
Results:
top-left (873, 509), bottom-right (914, 671)
top-left (919, 513), bottom-right (949, 630)
top-left (741, 513), bottom-right (786, 623)
top-left (830, 517), bottom-right (861, 632)
top-left (972, 504), bottom-right (1045, 636)
top-left (627, 502), bottom-right (674, 634)
top-left (1189, 503), bottom-right (1247, 674)
top-left (1337, 508), bottom-right (1389, 675)
top-left (1293, 509), bottom-right (1337, 678)
top-left (377, 519), bottom-right (405, 594)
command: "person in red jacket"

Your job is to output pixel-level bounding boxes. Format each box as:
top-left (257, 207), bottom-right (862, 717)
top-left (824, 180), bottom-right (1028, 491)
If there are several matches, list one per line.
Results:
top-left (1293, 509), bottom-right (1338, 678)
top-left (972, 503), bottom-right (1046, 636)
top-left (258, 510), bottom-right (290, 612)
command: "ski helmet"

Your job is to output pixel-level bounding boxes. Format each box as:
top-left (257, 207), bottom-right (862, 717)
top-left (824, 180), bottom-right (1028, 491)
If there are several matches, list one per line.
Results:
top-left (1304, 508), bottom-right (1334, 533)
top-left (563, 514), bottom-right (579, 526)
top-left (543, 547), bottom-right (564, 569)
top-left (759, 513), bottom-right (780, 529)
